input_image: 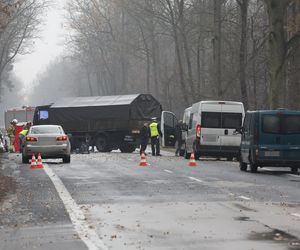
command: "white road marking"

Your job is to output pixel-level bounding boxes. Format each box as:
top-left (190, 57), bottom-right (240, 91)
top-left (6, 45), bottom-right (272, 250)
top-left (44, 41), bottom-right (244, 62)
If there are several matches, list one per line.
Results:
top-left (188, 177), bottom-right (203, 183)
top-left (288, 174), bottom-right (300, 178)
top-left (164, 170), bottom-right (173, 174)
top-left (43, 164), bottom-right (108, 250)
top-left (238, 196), bottom-right (251, 201)
top-left (291, 213), bottom-right (300, 218)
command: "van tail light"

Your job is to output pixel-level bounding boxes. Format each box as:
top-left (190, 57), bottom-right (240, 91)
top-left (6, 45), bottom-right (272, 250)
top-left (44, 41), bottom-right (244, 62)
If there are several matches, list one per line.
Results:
top-left (56, 135), bottom-right (68, 141)
top-left (26, 136), bottom-right (38, 142)
top-left (196, 124), bottom-right (201, 138)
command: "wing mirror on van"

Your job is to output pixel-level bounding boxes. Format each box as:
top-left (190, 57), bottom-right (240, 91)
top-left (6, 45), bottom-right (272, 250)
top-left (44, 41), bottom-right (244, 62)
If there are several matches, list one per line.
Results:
top-left (234, 127), bottom-right (243, 134)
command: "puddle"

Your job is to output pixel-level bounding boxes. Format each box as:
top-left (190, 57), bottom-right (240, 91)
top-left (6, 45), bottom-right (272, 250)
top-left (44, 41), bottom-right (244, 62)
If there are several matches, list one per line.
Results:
top-left (249, 229), bottom-right (300, 250)
top-left (234, 203), bottom-right (257, 212)
top-left (0, 176), bottom-right (16, 203)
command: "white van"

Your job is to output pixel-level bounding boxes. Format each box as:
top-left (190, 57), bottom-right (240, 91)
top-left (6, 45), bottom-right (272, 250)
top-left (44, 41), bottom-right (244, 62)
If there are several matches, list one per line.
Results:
top-left (184, 101), bottom-right (245, 160)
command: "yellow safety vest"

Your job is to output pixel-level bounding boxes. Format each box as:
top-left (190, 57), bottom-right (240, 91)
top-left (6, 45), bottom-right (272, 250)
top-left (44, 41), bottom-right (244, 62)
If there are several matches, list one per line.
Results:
top-left (19, 129), bottom-right (28, 136)
top-left (149, 122), bottom-right (159, 137)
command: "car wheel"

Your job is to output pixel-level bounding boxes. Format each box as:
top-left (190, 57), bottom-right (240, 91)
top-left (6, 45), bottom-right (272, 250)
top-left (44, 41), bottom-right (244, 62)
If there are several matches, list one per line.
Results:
top-left (291, 167), bottom-right (298, 173)
top-left (22, 154), bottom-right (29, 164)
top-left (63, 155), bottom-right (71, 163)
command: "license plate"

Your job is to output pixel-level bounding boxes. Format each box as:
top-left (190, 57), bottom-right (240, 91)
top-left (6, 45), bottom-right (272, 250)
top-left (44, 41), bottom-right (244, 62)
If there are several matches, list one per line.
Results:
top-left (264, 151), bottom-right (280, 157)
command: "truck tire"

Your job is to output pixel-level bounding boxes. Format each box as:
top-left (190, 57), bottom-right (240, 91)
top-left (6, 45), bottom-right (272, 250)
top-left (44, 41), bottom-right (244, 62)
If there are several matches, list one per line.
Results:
top-left (119, 144), bottom-right (136, 153)
top-left (95, 135), bottom-right (110, 152)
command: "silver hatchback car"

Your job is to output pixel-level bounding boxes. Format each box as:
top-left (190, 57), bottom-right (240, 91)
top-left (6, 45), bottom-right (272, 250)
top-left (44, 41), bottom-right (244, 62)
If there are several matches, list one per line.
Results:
top-left (22, 125), bottom-right (71, 163)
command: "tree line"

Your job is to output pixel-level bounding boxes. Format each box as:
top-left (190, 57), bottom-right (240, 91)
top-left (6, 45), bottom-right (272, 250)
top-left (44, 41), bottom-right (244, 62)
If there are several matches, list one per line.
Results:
top-left (4, 0), bottom-right (300, 117)
top-left (0, 0), bottom-right (45, 101)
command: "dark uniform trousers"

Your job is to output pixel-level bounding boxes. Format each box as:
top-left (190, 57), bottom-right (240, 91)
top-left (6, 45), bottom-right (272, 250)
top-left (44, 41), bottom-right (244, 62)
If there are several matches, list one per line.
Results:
top-left (151, 136), bottom-right (160, 156)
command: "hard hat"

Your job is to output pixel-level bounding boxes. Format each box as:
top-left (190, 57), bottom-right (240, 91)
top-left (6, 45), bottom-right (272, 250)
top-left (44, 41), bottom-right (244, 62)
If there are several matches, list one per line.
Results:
top-left (11, 119), bottom-right (18, 124)
top-left (151, 117), bottom-right (157, 121)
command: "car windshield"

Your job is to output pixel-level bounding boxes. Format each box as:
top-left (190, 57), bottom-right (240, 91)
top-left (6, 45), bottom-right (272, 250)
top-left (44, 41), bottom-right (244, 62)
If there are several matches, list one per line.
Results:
top-left (30, 126), bottom-right (63, 134)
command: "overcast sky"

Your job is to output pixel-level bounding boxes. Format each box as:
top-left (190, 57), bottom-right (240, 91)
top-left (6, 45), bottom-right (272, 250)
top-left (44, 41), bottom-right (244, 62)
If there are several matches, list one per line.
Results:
top-left (13, 1), bottom-right (67, 87)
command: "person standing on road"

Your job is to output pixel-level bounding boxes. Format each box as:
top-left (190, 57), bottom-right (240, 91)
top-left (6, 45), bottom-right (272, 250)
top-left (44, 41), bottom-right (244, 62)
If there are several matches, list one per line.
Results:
top-left (7, 119), bottom-right (17, 152)
top-left (175, 120), bottom-right (183, 156)
top-left (19, 121), bottom-right (32, 152)
top-left (149, 117), bottom-right (162, 156)
top-left (139, 122), bottom-right (149, 155)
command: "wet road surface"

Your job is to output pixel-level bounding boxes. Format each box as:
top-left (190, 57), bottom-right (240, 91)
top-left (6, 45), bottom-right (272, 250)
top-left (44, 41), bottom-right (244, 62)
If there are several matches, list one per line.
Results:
top-left (0, 150), bottom-right (300, 250)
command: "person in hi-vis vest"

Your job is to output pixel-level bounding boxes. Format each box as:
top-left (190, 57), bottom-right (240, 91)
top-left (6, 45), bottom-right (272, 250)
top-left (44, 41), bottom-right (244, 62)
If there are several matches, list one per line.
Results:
top-left (149, 117), bottom-right (163, 156)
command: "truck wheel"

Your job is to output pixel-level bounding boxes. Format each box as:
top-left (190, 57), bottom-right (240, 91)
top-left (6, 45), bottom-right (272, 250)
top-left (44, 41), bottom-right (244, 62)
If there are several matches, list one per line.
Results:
top-left (291, 167), bottom-right (298, 173)
top-left (96, 136), bottom-right (109, 152)
top-left (119, 144), bottom-right (136, 153)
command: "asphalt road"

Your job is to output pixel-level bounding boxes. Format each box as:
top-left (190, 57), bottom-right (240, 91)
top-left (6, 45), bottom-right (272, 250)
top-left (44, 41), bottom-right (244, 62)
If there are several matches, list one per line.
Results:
top-left (0, 150), bottom-right (300, 250)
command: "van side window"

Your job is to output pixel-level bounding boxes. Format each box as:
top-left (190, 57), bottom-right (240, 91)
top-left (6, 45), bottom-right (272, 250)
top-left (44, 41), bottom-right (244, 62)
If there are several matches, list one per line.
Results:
top-left (189, 113), bottom-right (194, 129)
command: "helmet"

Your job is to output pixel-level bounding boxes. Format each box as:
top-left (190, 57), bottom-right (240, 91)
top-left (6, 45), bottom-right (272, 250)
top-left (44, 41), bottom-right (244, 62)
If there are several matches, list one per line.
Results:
top-left (11, 119), bottom-right (18, 124)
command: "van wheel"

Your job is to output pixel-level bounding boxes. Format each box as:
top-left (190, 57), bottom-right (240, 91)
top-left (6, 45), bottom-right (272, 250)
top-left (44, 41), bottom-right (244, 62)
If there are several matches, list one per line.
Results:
top-left (291, 167), bottom-right (298, 173)
top-left (240, 160), bottom-right (247, 171)
top-left (249, 162), bottom-right (258, 173)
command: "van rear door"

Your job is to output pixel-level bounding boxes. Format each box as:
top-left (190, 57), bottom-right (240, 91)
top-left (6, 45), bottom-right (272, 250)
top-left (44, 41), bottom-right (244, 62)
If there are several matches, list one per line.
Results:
top-left (200, 103), bottom-right (222, 147)
top-left (260, 113), bottom-right (284, 160)
top-left (219, 103), bottom-right (243, 147)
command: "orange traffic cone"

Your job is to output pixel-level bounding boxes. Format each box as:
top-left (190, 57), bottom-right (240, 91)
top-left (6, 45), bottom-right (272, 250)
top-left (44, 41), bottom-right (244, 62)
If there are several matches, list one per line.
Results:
top-left (139, 152), bottom-right (148, 167)
top-left (30, 154), bottom-right (37, 168)
top-left (36, 153), bottom-right (44, 168)
top-left (188, 152), bottom-right (197, 167)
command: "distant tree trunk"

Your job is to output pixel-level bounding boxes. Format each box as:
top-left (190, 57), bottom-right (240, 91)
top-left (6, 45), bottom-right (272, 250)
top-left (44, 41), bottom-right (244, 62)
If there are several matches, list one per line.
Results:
top-left (165, 0), bottom-right (189, 106)
top-left (264, 0), bottom-right (291, 108)
top-left (237, 0), bottom-right (249, 110)
top-left (287, 0), bottom-right (300, 109)
top-left (213, 0), bottom-right (222, 98)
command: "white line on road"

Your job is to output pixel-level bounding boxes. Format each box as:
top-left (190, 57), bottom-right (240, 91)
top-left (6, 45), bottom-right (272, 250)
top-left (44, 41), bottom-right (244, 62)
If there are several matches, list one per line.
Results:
top-left (43, 164), bottom-right (108, 250)
top-left (188, 177), bottom-right (203, 183)
top-left (291, 213), bottom-right (300, 218)
top-left (164, 170), bottom-right (173, 174)
top-left (288, 174), bottom-right (300, 178)
top-left (238, 196), bottom-right (251, 201)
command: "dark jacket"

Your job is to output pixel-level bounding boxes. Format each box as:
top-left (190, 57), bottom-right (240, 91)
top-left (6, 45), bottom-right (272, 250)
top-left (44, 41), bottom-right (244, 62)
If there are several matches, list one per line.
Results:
top-left (140, 126), bottom-right (149, 142)
top-left (175, 124), bottom-right (183, 142)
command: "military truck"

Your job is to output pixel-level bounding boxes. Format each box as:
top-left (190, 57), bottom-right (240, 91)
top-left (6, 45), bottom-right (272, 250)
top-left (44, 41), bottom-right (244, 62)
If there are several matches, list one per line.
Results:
top-left (33, 94), bottom-right (164, 153)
